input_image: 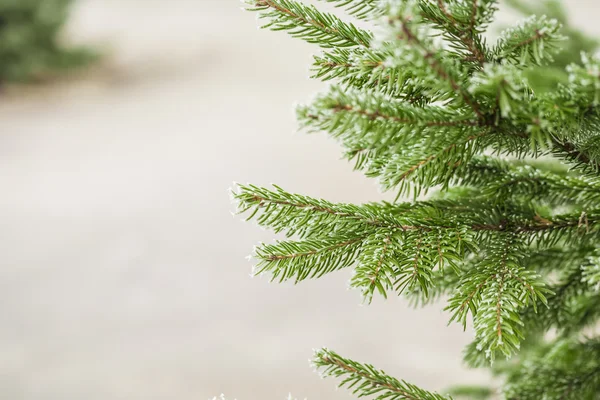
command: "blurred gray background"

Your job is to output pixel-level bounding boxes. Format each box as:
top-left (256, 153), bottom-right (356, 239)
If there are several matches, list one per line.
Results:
top-left (1, 1), bottom-right (599, 399)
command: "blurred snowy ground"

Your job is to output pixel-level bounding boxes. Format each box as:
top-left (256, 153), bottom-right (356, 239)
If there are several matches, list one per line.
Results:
top-left (1, 1), bottom-right (599, 399)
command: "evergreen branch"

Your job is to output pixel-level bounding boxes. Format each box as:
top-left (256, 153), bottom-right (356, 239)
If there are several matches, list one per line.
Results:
top-left (437, 0), bottom-right (455, 24)
top-left (354, 227), bottom-right (468, 301)
top-left (506, 0), bottom-right (599, 69)
top-left (526, 56), bottom-right (600, 170)
top-left (394, 230), bottom-right (428, 294)
top-left (318, 0), bottom-right (381, 20)
top-left (550, 136), bottom-right (600, 173)
top-left (351, 232), bottom-right (396, 302)
top-left (235, 184), bottom-right (485, 294)
top-left (253, 234), bottom-right (366, 282)
top-left (393, 134), bottom-right (481, 184)
top-left (360, 131), bottom-right (487, 197)
top-left (241, 0), bottom-right (600, 394)
top-left (468, 63), bottom-right (533, 121)
top-left (447, 233), bottom-right (549, 361)
top-left (247, 0), bottom-right (372, 48)
top-left (234, 184), bottom-right (600, 241)
top-left (458, 156), bottom-right (600, 207)
top-left (299, 86), bottom-right (478, 136)
top-left (564, 53), bottom-right (600, 106)
top-left (419, 0), bottom-right (488, 67)
top-left (366, 234), bottom-right (392, 298)
top-left (513, 210), bottom-right (600, 234)
top-left (307, 98), bottom-right (477, 127)
top-left (567, 294), bottom-right (600, 333)
top-left (493, 15), bottom-right (565, 66)
top-left (311, 49), bottom-right (441, 102)
top-left (232, 183), bottom-right (418, 237)
top-left (469, 0), bottom-right (478, 33)
top-left (298, 88), bottom-right (483, 194)
top-left (386, 10), bottom-right (484, 119)
top-left (314, 349), bottom-right (452, 400)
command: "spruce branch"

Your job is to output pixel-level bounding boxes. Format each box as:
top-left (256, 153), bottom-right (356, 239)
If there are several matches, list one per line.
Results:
top-left (447, 233), bottom-right (550, 361)
top-left (524, 245), bottom-right (597, 273)
top-left (458, 156), bottom-right (600, 207)
top-left (239, 0), bottom-right (600, 393)
top-left (234, 184), bottom-right (600, 304)
top-left (419, 0), bottom-right (490, 67)
top-left (234, 184), bottom-right (600, 241)
top-left (311, 47), bottom-right (439, 102)
top-left (351, 232), bottom-right (396, 302)
top-left (383, 5), bottom-right (484, 119)
top-left (550, 136), bottom-right (600, 173)
top-left (254, 234), bottom-right (366, 282)
top-left (314, 349), bottom-right (452, 400)
top-left (298, 86), bottom-right (480, 158)
top-left (565, 53), bottom-right (600, 106)
top-left (469, 64), bottom-right (532, 120)
top-left (493, 16), bottom-right (565, 66)
top-left (300, 87), bottom-right (477, 130)
top-left (358, 131), bottom-right (487, 197)
top-left (233, 183), bottom-right (420, 237)
top-left (405, 263), bottom-right (463, 307)
top-left (318, 0), bottom-right (381, 20)
top-left (247, 0), bottom-right (372, 48)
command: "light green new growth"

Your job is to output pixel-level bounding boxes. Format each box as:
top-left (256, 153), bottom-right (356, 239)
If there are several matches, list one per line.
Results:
top-left (235, 0), bottom-right (600, 398)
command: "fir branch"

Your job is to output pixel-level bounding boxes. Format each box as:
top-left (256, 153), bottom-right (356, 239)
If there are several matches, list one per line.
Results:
top-left (234, 184), bottom-right (600, 240)
top-left (311, 48), bottom-right (440, 101)
top-left (351, 232), bottom-right (396, 302)
top-left (298, 88), bottom-right (482, 190)
top-left (359, 131), bottom-right (487, 197)
top-left (385, 9), bottom-right (484, 119)
top-left (317, 0), bottom-right (381, 20)
top-left (299, 86), bottom-right (478, 134)
top-left (247, 0), bottom-right (372, 48)
top-left (550, 137), bottom-right (600, 173)
top-left (419, 0), bottom-right (488, 67)
top-left (493, 15), bottom-right (565, 66)
top-left (233, 183), bottom-right (429, 237)
top-left (394, 230), bottom-right (428, 294)
top-left (253, 234), bottom-right (366, 282)
top-left (458, 156), bottom-right (600, 207)
top-left (314, 349), bottom-right (451, 400)
top-left (567, 294), bottom-right (600, 333)
top-left (240, 0), bottom-right (600, 395)
top-left (468, 63), bottom-right (532, 121)
top-left (447, 233), bottom-right (549, 361)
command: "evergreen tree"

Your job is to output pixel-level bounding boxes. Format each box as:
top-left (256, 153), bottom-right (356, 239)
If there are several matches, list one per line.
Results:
top-left (233, 0), bottom-right (600, 398)
top-left (0, 0), bottom-right (95, 83)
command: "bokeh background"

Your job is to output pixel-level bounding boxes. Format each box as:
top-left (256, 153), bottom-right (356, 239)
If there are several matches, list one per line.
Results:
top-left (1, 1), bottom-right (600, 399)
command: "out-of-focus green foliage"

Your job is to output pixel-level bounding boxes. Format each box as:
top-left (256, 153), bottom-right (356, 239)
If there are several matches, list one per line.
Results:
top-left (0, 0), bottom-right (95, 83)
